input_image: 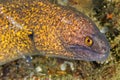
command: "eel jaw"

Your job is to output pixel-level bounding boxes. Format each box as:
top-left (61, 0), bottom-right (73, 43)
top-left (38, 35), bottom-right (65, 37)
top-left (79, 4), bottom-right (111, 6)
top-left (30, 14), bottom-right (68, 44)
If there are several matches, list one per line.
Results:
top-left (68, 44), bottom-right (110, 61)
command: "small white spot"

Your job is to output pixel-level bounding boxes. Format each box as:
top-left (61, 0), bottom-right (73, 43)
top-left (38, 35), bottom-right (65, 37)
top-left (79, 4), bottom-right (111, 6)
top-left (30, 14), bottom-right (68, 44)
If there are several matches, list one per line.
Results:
top-left (22, 55), bottom-right (26, 59)
top-left (60, 62), bottom-right (67, 71)
top-left (6, 16), bottom-right (23, 29)
top-left (0, 10), bottom-right (23, 30)
top-left (65, 61), bottom-right (74, 71)
top-left (100, 27), bottom-right (109, 33)
top-left (61, 17), bottom-right (72, 24)
top-left (0, 7), bottom-right (4, 14)
top-left (35, 66), bottom-right (42, 72)
top-left (60, 61), bottom-right (74, 71)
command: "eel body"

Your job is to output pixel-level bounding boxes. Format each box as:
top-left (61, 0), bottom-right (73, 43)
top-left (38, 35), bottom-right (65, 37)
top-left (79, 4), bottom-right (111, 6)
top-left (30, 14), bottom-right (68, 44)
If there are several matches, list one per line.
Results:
top-left (0, 0), bottom-right (110, 65)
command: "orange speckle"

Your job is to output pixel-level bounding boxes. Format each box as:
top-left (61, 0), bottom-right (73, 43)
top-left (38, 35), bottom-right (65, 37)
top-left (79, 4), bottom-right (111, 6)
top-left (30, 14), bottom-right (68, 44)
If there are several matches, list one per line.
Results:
top-left (56, 70), bottom-right (67, 75)
top-left (106, 13), bottom-right (113, 19)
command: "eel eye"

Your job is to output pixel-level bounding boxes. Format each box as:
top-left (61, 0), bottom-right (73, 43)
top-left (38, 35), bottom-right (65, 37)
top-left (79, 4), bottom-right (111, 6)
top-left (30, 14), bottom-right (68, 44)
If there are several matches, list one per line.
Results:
top-left (85, 36), bottom-right (93, 47)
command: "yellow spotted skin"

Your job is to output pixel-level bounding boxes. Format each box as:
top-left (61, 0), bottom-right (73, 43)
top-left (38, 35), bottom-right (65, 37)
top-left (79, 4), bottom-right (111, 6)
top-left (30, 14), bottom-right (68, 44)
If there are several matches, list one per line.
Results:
top-left (0, 0), bottom-right (110, 64)
top-left (0, 0), bottom-right (79, 65)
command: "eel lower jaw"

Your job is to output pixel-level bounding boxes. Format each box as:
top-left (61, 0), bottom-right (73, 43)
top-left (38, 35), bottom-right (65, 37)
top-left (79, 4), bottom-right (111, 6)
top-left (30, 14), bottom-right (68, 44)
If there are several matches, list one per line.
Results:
top-left (68, 45), bottom-right (109, 61)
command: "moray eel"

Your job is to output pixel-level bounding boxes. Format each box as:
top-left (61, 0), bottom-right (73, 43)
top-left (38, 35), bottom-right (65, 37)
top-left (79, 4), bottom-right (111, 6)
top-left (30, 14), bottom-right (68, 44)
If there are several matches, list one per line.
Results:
top-left (0, 0), bottom-right (110, 65)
